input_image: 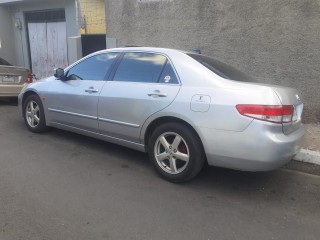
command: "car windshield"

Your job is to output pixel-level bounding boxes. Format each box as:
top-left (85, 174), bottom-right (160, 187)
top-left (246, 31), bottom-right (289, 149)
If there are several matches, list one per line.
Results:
top-left (187, 53), bottom-right (257, 82)
top-left (0, 57), bottom-right (12, 66)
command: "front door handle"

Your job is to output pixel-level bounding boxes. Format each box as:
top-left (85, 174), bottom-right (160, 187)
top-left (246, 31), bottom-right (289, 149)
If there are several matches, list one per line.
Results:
top-left (148, 90), bottom-right (167, 97)
top-left (85, 87), bottom-right (99, 93)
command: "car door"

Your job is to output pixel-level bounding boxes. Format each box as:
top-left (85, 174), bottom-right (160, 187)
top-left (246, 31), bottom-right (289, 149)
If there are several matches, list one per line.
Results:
top-left (98, 51), bottom-right (181, 143)
top-left (45, 52), bottom-right (119, 132)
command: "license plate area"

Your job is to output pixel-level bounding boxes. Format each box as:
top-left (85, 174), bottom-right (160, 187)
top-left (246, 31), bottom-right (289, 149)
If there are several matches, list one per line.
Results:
top-left (0, 75), bottom-right (19, 83)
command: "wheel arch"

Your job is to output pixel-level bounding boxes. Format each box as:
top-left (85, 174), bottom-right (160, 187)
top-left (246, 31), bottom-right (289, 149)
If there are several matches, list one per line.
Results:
top-left (143, 116), bottom-right (206, 158)
top-left (22, 90), bottom-right (49, 133)
top-left (22, 90), bottom-right (39, 106)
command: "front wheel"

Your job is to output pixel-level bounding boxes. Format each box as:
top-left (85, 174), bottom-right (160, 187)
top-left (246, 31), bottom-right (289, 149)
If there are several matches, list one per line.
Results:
top-left (148, 122), bottom-right (205, 183)
top-left (23, 94), bottom-right (48, 133)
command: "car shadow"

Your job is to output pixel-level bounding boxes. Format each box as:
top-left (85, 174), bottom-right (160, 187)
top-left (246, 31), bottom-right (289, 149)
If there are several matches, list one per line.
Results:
top-left (0, 97), bottom-right (18, 106)
top-left (46, 128), bottom-right (152, 168)
top-left (17, 124), bottom-right (313, 206)
top-left (46, 128), bottom-right (293, 194)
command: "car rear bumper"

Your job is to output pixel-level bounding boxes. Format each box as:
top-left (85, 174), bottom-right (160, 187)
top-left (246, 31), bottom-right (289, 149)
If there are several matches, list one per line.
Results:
top-left (0, 84), bottom-right (24, 97)
top-left (201, 120), bottom-right (306, 171)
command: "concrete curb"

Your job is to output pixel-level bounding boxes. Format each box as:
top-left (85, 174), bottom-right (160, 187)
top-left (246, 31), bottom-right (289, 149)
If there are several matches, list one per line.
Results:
top-left (293, 149), bottom-right (320, 165)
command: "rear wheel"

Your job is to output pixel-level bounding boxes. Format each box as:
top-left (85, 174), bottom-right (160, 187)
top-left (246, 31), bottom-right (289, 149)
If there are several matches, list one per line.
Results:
top-left (23, 94), bottom-right (48, 133)
top-left (148, 122), bottom-right (205, 183)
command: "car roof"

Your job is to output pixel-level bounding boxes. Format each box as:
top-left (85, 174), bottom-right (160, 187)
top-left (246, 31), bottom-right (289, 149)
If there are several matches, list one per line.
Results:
top-left (98, 47), bottom-right (189, 56)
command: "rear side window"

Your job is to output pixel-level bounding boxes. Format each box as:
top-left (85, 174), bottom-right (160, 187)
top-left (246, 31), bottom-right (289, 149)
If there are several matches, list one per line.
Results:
top-left (187, 53), bottom-right (256, 82)
top-left (113, 52), bottom-right (167, 83)
top-left (158, 61), bottom-right (179, 84)
top-left (66, 52), bottom-right (118, 80)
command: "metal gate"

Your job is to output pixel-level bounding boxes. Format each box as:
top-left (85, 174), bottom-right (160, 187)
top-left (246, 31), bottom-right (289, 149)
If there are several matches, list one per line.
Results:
top-left (26, 9), bottom-right (68, 80)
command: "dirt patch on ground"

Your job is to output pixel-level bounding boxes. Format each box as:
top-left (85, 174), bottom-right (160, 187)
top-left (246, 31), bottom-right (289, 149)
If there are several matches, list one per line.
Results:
top-left (302, 123), bottom-right (320, 152)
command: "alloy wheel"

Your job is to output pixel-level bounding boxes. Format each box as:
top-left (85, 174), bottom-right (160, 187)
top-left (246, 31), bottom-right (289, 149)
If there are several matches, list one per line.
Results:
top-left (154, 132), bottom-right (190, 174)
top-left (25, 100), bottom-right (40, 128)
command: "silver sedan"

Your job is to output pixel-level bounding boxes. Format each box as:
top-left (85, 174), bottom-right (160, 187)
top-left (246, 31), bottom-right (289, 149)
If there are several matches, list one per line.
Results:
top-left (18, 47), bottom-right (305, 182)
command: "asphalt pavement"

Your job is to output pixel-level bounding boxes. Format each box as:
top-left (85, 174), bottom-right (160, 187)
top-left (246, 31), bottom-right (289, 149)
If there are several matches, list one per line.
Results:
top-left (1, 99), bottom-right (320, 240)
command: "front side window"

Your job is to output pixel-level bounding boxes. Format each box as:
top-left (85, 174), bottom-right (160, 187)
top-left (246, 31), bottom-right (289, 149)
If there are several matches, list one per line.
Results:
top-left (66, 52), bottom-right (118, 80)
top-left (113, 52), bottom-right (167, 83)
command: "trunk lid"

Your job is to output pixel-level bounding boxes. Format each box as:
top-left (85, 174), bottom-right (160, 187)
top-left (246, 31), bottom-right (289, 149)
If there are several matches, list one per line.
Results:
top-left (0, 65), bottom-right (29, 85)
top-left (271, 86), bottom-right (303, 135)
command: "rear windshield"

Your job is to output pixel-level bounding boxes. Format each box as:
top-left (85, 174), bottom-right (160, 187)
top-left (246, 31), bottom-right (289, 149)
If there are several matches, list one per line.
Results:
top-left (187, 53), bottom-right (256, 82)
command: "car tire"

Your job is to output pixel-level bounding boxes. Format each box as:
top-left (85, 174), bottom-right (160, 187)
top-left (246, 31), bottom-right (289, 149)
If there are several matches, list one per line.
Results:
top-left (148, 122), bottom-right (205, 183)
top-left (23, 94), bottom-right (48, 133)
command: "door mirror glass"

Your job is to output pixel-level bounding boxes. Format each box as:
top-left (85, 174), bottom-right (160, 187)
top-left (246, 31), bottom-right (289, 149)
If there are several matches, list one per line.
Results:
top-left (54, 68), bottom-right (65, 78)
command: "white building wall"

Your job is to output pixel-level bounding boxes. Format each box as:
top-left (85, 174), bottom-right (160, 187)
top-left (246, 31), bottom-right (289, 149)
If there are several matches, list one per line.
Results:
top-left (0, 6), bottom-right (17, 65)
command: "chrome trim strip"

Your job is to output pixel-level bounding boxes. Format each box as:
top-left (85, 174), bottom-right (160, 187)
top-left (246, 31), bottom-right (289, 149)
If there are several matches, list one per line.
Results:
top-left (98, 117), bottom-right (140, 128)
top-left (48, 108), bottom-right (97, 120)
top-left (51, 122), bottom-right (145, 151)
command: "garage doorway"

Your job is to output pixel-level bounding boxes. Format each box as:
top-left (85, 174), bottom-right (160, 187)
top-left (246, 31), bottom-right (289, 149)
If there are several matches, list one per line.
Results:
top-left (26, 9), bottom-right (68, 79)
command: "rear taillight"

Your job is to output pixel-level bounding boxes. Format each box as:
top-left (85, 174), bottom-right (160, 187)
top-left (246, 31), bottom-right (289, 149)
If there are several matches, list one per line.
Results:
top-left (236, 105), bottom-right (294, 123)
top-left (26, 73), bottom-right (33, 83)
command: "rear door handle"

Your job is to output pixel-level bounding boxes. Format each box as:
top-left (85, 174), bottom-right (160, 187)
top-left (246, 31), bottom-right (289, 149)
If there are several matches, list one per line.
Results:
top-left (148, 91), bottom-right (167, 97)
top-left (85, 87), bottom-right (99, 93)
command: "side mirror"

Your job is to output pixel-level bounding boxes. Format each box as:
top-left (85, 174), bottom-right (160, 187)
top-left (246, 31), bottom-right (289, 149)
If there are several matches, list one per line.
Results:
top-left (54, 68), bottom-right (65, 79)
